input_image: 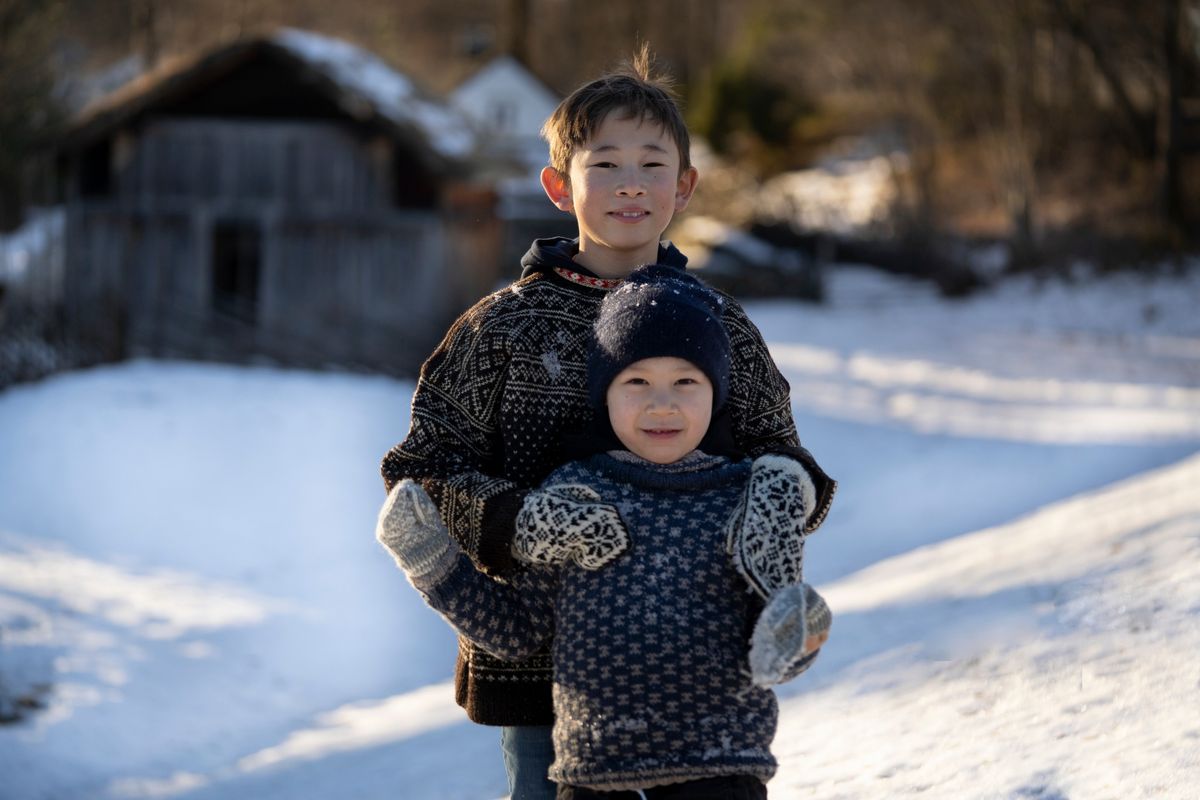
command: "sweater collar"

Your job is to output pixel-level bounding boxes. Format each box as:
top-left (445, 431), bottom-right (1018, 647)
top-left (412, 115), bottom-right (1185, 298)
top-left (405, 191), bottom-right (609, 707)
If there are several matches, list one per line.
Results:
top-left (519, 237), bottom-right (689, 284)
top-left (588, 449), bottom-right (749, 490)
top-left (606, 449), bottom-right (725, 473)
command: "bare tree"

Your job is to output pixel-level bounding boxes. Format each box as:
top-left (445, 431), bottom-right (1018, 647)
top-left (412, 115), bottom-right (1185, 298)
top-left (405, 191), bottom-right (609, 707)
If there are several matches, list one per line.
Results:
top-left (0, 0), bottom-right (65, 230)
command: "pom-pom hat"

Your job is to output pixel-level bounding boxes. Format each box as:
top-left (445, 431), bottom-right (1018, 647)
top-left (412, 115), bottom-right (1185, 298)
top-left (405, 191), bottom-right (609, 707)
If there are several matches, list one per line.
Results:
top-left (588, 265), bottom-right (731, 411)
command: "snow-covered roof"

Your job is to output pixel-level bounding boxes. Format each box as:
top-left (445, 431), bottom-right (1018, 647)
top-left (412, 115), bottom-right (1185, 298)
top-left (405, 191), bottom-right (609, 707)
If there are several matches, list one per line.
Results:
top-left (273, 29), bottom-right (473, 159)
top-left (64, 29), bottom-right (474, 163)
top-left (449, 55), bottom-right (559, 174)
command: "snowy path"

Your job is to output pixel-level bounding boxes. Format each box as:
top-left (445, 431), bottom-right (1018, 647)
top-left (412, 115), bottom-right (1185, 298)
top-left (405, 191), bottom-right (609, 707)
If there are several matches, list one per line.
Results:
top-left (1, 266), bottom-right (1198, 799)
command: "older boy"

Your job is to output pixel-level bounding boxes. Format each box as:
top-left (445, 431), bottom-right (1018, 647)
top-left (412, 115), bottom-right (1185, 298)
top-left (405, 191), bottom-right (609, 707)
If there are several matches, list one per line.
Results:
top-left (379, 52), bottom-right (835, 798)
top-left (379, 266), bottom-right (832, 798)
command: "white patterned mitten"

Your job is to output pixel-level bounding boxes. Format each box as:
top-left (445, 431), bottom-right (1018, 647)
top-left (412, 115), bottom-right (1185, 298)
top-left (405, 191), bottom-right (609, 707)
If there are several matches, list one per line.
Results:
top-left (376, 479), bottom-right (459, 584)
top-left (748, 582), bottom-right (832, 687)
top-left (726, 454), bottom-right (817, 599)
top-left (513, 485), bottom-right (630, 570)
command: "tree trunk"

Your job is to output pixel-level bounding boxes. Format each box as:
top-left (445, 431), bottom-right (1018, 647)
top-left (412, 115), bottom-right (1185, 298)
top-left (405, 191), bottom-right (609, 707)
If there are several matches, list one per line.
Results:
top-left (1162, 0), bottom-right (1186, 237)
top-left (1050, 0), bottom-right (1157, 157)
top-left (507, 0), bottom-right (530, 64)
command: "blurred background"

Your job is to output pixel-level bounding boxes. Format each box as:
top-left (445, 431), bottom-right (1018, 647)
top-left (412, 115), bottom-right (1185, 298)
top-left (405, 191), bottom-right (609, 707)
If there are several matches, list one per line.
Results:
top-left (1, 0), bottom-right (1198, 387)
top-left (2, 4), bottom-right (1200, 798)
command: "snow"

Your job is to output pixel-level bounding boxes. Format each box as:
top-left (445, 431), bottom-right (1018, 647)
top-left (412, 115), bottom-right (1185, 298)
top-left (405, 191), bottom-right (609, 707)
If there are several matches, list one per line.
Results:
top-left (0, 208), bottom-right (64, 288)
top-left (756, 154), bottom-right (900, 235)
top-left (272, 29), bottom-right (475, 159)
top-left (2, 264), bottom-right (1199, 799)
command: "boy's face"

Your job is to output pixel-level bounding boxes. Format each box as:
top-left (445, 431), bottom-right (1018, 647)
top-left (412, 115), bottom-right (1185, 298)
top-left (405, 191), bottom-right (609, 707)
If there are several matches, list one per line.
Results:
top-left (541, 111), bottom-right (699, 279)
top-left (605, 356), bottom-right (713, 464)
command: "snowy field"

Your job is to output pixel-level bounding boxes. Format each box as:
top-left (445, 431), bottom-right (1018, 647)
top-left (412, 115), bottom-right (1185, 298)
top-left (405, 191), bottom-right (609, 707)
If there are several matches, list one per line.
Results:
top-left (1, 264), bottom-right (1199, 799)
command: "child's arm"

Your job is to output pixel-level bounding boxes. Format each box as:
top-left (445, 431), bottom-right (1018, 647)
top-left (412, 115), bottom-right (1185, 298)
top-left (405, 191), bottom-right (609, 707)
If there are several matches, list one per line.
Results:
top-left (380, 300), bottom-right (529, 577)
top-left (720, 299), bottom-right (837, 533)
top-left (376, 479), bottom-right (555, 662)
top-left (725, 454), bottom-right (813, 599)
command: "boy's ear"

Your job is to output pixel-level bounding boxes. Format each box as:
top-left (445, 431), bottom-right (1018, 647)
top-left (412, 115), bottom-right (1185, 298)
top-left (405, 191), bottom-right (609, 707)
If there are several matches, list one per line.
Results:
top-left (540, 166), bottom-right (574, 213)
top-left (674, 166), bottom-right (700, 213)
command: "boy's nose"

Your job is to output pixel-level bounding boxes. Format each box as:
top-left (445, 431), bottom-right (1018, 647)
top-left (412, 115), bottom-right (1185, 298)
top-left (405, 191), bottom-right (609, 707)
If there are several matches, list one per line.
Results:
top-left (616, 170), bottom-right (646, 195)
top-left (646, 391), bottom-right (676, 411)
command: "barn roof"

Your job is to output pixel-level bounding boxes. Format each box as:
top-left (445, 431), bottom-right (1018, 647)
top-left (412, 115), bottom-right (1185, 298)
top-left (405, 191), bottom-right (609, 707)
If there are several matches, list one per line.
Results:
top-left (62, 28), bottom-right (475, 166)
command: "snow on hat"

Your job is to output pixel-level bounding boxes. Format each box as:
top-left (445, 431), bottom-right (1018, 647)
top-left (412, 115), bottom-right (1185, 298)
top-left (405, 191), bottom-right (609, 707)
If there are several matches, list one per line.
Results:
top-left (588, 264), bottom-right (731, 411)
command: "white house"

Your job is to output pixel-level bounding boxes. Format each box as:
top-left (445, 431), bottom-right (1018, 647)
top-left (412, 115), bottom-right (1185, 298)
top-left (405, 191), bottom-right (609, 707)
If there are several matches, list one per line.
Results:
top-left (450, 55), bottom-right (559, 173)
top-left (450, 56), bottom-right (573, 265)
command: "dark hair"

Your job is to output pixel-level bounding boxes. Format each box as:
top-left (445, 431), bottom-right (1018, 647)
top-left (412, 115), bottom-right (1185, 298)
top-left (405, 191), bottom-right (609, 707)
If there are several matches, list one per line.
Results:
top-left (541, 45), bottom-right (691, 180)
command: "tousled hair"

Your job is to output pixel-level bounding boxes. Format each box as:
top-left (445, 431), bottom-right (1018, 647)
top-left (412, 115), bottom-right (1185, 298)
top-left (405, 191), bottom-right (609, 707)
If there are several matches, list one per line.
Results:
top-left (541, 45), bottom-right (691, 180)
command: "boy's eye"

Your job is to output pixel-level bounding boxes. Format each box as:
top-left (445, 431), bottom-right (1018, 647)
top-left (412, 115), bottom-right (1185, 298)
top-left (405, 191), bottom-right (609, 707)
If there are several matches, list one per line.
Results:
top-left (676, 378), bottom-right (698, 386)
top-left (590, 161), bottom-right (617, 169)
top-left (623, 377), bottom-right (648, 385)
top-left (644, 162), bottom-right (666, 168)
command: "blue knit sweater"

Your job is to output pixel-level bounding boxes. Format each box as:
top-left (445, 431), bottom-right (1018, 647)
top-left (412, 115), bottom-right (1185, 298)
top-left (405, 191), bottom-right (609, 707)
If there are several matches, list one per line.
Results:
top-left (415, 450), bottom-right (800, 790)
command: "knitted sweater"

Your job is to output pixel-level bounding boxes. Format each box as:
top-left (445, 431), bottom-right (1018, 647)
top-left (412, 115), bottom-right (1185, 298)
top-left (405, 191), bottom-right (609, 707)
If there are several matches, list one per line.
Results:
top-left (381, 237), bottom-right (835, 726)
top-left (414, 451), bottom-right (801, 791)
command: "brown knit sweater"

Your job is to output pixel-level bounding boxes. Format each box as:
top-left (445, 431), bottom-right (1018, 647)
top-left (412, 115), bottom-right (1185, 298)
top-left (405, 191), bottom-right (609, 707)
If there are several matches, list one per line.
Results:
top-left (380, 237), bottom-right (834, 726)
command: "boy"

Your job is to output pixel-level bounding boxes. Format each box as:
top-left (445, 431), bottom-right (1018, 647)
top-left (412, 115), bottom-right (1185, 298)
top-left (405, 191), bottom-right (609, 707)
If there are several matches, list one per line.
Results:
top-left (378, 266), bottom-right (832, 798)
top-left (379, 51), bottom-right (835, 798)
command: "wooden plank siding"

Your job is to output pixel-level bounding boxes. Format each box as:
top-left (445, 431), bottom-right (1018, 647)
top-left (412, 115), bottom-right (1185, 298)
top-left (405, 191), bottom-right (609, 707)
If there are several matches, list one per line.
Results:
top-left (63, 118), bottom-right (454, 375)
top-left (119, 119), bottom-right (392, 214)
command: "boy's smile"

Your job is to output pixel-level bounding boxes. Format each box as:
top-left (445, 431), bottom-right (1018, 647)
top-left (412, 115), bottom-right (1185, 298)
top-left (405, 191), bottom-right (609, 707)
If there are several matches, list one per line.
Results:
top-left (541, 111), bottom-right (699, 279)
top-left (606, 356), bottom-right (713, 464)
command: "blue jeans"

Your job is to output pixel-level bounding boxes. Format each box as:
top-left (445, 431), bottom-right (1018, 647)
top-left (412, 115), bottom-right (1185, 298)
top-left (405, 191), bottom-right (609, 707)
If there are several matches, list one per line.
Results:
top-left (501, 725), bottom-right (556, 800)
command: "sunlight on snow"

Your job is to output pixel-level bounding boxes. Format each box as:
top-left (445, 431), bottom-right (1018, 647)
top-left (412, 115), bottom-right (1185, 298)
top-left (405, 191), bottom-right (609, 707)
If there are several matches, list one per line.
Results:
top-left (823, 450), bottom-right (1200, 614)
top-left (235, 681), bottom-right (463, 771)
top-left (108, 682), bottom-right (466, 798)
top-left (0, 534), bottom-right (284, 639)
top-left (771, 452), bottom-right (1200, 799)
top-left (770, 342), bottom-right (1200, 443)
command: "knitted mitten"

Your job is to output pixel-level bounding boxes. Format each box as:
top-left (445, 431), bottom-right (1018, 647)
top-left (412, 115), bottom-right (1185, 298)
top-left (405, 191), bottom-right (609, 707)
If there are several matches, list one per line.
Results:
top-left (376, 479), bottom-right (459, 585)
top-left (513, 484), bottom-right (630, 570)
top-left (748, 582), bottom-right (832, 687)
top-left (726, 454), bottom-right (816, 599)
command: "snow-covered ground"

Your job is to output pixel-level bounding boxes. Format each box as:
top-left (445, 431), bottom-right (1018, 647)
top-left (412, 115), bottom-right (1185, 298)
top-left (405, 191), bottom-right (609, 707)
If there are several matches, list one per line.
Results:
top-left (1, 264), bottom-right (1198, 799)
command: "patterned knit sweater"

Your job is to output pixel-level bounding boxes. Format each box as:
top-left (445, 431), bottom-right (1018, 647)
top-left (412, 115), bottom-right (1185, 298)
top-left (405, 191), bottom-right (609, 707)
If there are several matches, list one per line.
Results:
top-left (381, 237), bottom-right (835, 726)
top-left (414, 451), bottom-right (801, 791)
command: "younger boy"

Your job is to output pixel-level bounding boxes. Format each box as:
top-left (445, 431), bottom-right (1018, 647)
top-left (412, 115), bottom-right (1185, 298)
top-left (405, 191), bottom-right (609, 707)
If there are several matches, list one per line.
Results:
top-left (379, 51), bottom-right (835, 798)
top-left (378, 267), bottom-right (832, 798)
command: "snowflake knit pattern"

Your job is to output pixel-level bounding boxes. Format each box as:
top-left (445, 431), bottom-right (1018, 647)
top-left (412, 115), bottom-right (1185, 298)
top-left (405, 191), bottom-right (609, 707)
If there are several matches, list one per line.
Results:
top-left (415, 451), bottom-right (781, 791)
top-left (380, 243), bottom-right (810, 727)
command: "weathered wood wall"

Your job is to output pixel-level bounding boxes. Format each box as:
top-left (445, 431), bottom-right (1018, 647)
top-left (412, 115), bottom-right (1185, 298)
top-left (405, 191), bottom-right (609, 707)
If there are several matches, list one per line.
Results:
top-left (63, 118), bottom-right (458, 375)
top-left (115, 119), bottom-right (396, 213)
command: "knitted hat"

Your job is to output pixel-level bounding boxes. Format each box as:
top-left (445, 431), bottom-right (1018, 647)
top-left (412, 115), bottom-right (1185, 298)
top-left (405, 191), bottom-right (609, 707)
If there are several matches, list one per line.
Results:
top-left (588, 265), bottom-right (731, 411)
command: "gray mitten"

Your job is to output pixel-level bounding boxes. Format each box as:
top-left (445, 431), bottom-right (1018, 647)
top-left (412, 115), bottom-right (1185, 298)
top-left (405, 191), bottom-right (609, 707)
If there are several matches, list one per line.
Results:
top-left (726, 454), bottom-right (816, 599)
top-left (513, 484), bottom-right (630, 570)
top-left (748, 582), bottom-right (832, 687)
top-left (376, 479), bottom-right (459, 584)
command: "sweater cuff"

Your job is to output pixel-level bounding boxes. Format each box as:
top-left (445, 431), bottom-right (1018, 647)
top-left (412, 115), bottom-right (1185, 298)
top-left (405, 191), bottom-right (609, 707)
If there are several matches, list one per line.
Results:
top-left (766, 445), bottom-right (837, 533)
top-left (408, 539), bottom-right (465, 591)
top-left (475, 488), bottom-right (529, 576)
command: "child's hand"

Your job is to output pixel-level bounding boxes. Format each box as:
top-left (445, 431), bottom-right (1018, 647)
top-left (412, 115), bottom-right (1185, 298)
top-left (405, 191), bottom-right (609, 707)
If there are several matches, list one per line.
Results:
top-left (376, 479), bottom-right (459, 583)
top-left (513, 485), bottom-right (630, 570)
top-left (726, 454), bottom-right (816, 599)
top-left (748, 582), bottom-right (832, 687)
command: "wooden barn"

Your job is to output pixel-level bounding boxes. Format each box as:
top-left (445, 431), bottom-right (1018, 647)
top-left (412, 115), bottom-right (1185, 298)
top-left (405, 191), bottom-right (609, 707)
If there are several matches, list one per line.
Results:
top-left (54, 29), bottom-right (500, 374)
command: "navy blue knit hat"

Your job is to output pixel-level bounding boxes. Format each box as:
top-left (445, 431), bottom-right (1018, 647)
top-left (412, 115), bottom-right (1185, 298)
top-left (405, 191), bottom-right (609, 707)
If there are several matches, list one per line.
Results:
top-left (588, 265), bottom-right (731, 411)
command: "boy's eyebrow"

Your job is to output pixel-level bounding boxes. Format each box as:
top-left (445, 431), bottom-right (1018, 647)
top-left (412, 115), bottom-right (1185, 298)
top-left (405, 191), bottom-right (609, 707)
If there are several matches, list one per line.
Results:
top-left (590, 142), bottom-right (670, 154)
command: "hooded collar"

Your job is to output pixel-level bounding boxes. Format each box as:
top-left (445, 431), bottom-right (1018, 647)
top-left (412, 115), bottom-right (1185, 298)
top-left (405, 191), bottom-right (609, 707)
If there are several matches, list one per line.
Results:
top-left (519, 237), bottom-right (689, 282)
